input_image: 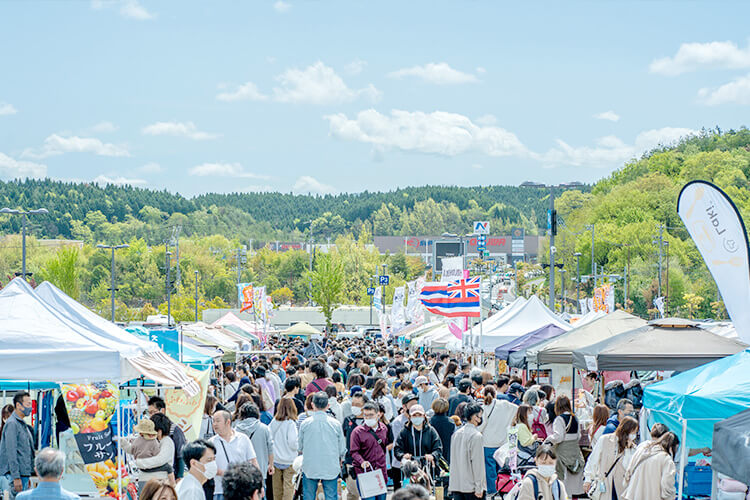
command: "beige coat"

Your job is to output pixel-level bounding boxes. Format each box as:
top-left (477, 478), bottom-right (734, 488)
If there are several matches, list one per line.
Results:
top-left (622, 445), bottom-right (676, 500)
top-left (583, 433), bottom-right (634, 497)
top-left (516, 469), bottom-right (569, 500)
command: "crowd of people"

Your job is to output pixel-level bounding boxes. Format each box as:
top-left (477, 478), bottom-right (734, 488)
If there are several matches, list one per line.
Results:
top-left (0, 336), bottom-right (704, 500)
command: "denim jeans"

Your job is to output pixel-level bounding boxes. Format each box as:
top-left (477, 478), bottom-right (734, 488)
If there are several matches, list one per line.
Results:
top-left (361, 494), bottom-right (386, 500)
top-left (483, 446), bottom-right (499, 495)
top-left (214, 494), bottom-right (224, 500)
top-left (2, 475), bottom-right (30, 500)
top-left (301, 475), bottom-right (337, 500)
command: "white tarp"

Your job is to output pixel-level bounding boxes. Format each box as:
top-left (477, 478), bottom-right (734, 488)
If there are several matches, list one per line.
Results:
top-left (475, 295), bottom-right (571, 352)
top-left (35, 281), bottom-right (200, 395)
top-left (0, 278), bottom-right (130, 383)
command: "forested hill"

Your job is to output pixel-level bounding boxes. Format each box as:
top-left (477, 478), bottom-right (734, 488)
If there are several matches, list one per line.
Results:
top-left (0, 181), bottom-right (564, 244)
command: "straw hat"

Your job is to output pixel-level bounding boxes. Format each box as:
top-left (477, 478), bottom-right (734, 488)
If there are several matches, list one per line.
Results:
top-left (134, 419), bottom-right (157, 439)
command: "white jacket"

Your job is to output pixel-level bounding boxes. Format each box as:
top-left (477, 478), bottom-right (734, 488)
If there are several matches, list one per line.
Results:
top-left (477, 399), bottom-right (517, 448)
top-left (269, 419), bottom-right (298, 466)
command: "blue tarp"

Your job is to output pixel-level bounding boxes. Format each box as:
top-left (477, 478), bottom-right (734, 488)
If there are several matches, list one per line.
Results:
top-left (494, 324), bottom-right (567, 360)
top-left (643, 348), bottom-right (750, 449)
top-left (0, 381), bottom-right (60, 390)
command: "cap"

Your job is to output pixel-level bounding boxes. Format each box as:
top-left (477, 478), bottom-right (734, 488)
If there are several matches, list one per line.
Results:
top-left (414, 376), bottom-right (429, 387)
top-left (409, 405), bottom-right (425, 416)
top-left (350, 385), bottom-right (363, 396)
top-left (509, 382), bottom-right (524, 394)
top-left (401, 393), bottom-right (418, 406)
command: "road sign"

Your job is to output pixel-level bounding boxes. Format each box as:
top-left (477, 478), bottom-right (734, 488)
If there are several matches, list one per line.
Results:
top-left (473, 221), bottom-right (490, 234)
top-left (484, 250), bottom-right (490, 257)
top-left (367, 287), bottom-right (376, 295)
top-left (379, 275), bottom-right (390, 286)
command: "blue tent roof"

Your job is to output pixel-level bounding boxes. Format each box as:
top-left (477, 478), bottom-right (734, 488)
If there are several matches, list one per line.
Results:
top-left (494, 324), bottom-right (567, 360)
top-left (643, 348), bottom-right (750, 449)
top-left (126, 328), bottom-right (217, 369)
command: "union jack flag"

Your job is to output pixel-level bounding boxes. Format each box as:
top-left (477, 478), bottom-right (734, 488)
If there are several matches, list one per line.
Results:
top-left (447, 277), bottom-right (481, 299)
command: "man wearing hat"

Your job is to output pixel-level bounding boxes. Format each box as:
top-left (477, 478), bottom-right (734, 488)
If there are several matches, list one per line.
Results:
top-left (507, 383), bottom-right (525, 406)
top-left (389, 394), bottom-right (418, 491)
top-left (414, 376), bottom-right (439, 416)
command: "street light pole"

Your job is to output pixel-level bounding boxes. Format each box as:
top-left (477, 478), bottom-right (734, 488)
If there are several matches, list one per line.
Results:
top-left (574, 252), bottom-right (582, 313)
top-left (96, 244), bottom-right (129, 322)
top-left (194, 270), bottom-right (199, 322)
top-left (166, 248), bottom-right (172, 327)
top-left (0, 207), bottom-right (49, 280)
top-left (560, 268), bottom-right (566, 313)
top-left (369, 276), bottom-right (374, 325)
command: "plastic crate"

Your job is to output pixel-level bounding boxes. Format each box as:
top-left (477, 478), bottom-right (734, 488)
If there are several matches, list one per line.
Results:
top-left (682, 463), bottom-right (712, 498)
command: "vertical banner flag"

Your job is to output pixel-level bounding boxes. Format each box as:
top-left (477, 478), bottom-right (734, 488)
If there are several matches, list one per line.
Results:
top-left (253, 286), bottom-right (266, 322)
top-left (440, 256), bottom-right (465, 337)
top-left (391, 286), bottom-right (406, 332)
top-left (406, 278), bottom-right (425, 326)
top-left (164, 367), bottom-right (211, 442)
top-left (237, 283), bottom-right (254, 312)
top-left (653, 296), bottom-right (665, 318)
top-left (678, 180), bottom-right (750, 343)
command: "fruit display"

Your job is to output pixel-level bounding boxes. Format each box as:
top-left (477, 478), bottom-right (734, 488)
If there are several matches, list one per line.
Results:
top-left (62, 383), bottom-right (119, 434)
top-left (86, 459), bottom-right (133, 498)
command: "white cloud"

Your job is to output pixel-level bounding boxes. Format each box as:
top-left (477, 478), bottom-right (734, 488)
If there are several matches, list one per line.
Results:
top-left (698, 74), bottom-right (750, 105)
top-left (476, 67), bottom-right (487, 74)
top-left (243, 185), bottom-right (275, 193)
top-left (92, 0), bottom-right (155, 20)
top-left (293, 176), bottom-right (336, 195)
top-left (0, 102), bottom-right (17, 116)
top-left (0, 153), bottom-right (46, 179)
top-left (650, 40), bottom-right (750, 76)
top-left (90, 121), bottom-right (118, 133)
top-left (142, 121), bottom-right (219, 140)
top-left (388, 62), bottom-right (479, 84)
top-left (541, 127), bottom-right (697, 168)
top-left (93, 174), bottom-right (147, 186)
top-left (22, 134), bottom-right (130, 159)
top-left (475, 114), bottom-right (497, 126)
top-left (345, 58), bottom-right (367, 75)
top-left (216, 82), bottom-right (268, 102)
top-left (593, 110), bottom-right (620, 122)
top-left (273, 62), bottom-right (380, 104)
top-left (217, 62), bottom-right (378, 105)
top-left (325, 109), bottom-right (527, 157)
top-left (188, 162), bottom-right (270, 179)
top-left (139, 162), bottom-right (163, 173)
top-left (273, 1), bottom-right (291, 13)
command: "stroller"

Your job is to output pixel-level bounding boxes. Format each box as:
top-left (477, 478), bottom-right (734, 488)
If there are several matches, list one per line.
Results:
top-left (495, 443), bottom-right (537, 497)
top-left (402, 456), bottom-right (450, 499)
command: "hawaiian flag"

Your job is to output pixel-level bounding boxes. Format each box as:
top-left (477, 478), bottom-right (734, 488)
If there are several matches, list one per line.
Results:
top-left (419, 277), bottom-right (481, 318)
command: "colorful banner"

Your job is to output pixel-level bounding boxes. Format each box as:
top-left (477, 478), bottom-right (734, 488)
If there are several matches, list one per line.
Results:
top-left (406, 278), bottom-right (425, 326)
top-left (678, 180), bottom-right (750, 344)
top-left (593, 284), bottom-right (614, 313)
top-left (61, 383), bottom-right (128, 498)
top-left (237, 283), bottom-right (254, 312)
top-left (254, 286), bottom-right (266, 322)
top-left (164, 366), bottom-right (210, 442)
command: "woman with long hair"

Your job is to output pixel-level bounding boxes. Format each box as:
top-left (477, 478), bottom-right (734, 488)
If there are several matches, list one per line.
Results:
top-left (583, 416), bottom-right (639, 499)
top-left (269, 398), bottom-right (298, 500)
top-left (0, 404), bottom-right (14, 437)
top-left (477, 385), bottom-right (517, 496)
top-left (200, 395), bottom-right (218, 440)
top-left (622, 432), bottom-right (679, 500)
top-left (511, 404), bottom-right (538, 449)
top-left (139, 479), bottom-right (177, 500)
top-left (371, 378), bottom-right (395, 422)
top-left (544, 394), bottom-right (586, 495)
top-left (589, 404), bottom-right (610, 448)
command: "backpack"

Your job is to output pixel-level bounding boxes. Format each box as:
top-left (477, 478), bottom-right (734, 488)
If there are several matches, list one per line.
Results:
top-left (603, 381), bottom-right (625, 410)
top-left (506, 473), bottom-right (562, 500)
top-left (625, 381), bottom-right (643, 409)
top-left (531, 409), bottom-right (547, 440)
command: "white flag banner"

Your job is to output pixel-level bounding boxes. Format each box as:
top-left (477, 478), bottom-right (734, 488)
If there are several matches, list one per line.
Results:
top-left (587, 298), bottom-right (594, 314)
top-left (373, 287), bottom-right (383, 314)
top-left (391, 286), bottom-right (406, 332)
top-left (653, 296), bottom-right (665, 318)
top-left (406, 278), bottom-right (423, 325)
top-left (441, 256), bottom-right (463, 283)
top-left (579, 299), bottom-right (589, 315)
top-left (678, 180), bottom-right (750, 343)
top-left (606, 285), bottom-right (615, 313)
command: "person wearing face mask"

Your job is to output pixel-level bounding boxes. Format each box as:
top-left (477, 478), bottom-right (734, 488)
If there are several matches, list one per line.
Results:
top-left (414, 377), bottom-right (439, 416)
top-left (349, 403), bottom-right (392, 500)
top-left (516, 445), bottom-right (568, 500)
top-left (342, 393), bottom-right (368, 500)
top-left (449, 403), bottom-right (486, 500)
top-left (177, 440), bottom-right (217, 500)
top-left (583, 416), bottom-right (639, 499)
top-left (394, 406), bottom-right (442, 468)
top-left (0, 393), bottom-right (35, 498)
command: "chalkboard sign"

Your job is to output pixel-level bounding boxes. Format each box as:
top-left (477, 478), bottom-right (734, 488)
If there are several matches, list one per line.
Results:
top-left (73, 427), bottom-right (116, 464)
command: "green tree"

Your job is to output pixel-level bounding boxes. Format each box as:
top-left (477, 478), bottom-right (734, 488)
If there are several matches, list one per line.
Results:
top-left (309, 254), bottom-right (345, 331)
top-left (39, 247), bottom-right (81, 299)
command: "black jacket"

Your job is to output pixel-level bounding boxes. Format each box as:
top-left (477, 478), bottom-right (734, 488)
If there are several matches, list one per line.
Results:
top-left (448, 393), bottom-right (472, 417)
top-left (394, 423), bottom-right (443, 461)
top-left (429, 415), bottom-right (456, 464)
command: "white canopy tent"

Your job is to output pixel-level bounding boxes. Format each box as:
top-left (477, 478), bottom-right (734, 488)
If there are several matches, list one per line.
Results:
top-left (472, 295), bottom-right (572, 353)
top-left (32, 280), bottom-right (199, 394)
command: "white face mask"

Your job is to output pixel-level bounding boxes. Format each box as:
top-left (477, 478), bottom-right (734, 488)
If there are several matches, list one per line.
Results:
top-left (537, 464), bottom-right (556, 478)
top-left (202, 460), bottom-right (218, 480)
top-left (272, 364), bottom-right (279, 370)
top-left (629, 433), bottom-right (637, 442)
top-left (364, 418), bottom-right (378, 428)
top-left (352, 406), bottom-right (362, 416)
top-left (411, 416), bottom-right (425, 427)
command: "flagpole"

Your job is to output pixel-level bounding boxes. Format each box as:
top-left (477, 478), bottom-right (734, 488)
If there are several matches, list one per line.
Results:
top-left (479, 306), bottom-right (484, 369)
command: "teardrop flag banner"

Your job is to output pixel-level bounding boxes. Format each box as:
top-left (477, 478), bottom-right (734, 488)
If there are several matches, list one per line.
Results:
top-left (677, 180), bottom-right (750, 343)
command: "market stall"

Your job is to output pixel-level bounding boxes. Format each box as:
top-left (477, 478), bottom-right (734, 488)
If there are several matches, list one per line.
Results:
top-left (643, 348), bottom-right (750, 499)
top-left (494, 323), bottom-right (567, 361)
top-left (712, 408), bottom-right (750, 493)
top-left (212, 312), bottom-right (262, 341)
top-left (281, 321), bottom-right (321, 339)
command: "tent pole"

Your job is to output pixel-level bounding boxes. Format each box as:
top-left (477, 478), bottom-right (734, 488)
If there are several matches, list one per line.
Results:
top-left (116, 397), bottom-right (122, 500)
top-left (571, 366), bottom-right (576, 400)
top-left (678, 418), bottom-right (687, 499)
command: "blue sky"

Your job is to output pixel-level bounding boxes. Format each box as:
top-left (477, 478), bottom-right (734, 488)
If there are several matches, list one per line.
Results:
top-left (0, 1), bottom-right (748, 196)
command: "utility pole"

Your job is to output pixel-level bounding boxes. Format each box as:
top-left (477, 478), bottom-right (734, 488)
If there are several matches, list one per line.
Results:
top-left (194, 270), bottom-right (199, 323)
top-left (585, 224), bottom-right (595, 288)
top-left (665, 241), bottom-right (670, 315)
top-left (574, 252), bottom-right (582, 313)
top-left (548, 187), bottom-right (556, 311)
top-left (0, 207), bottom-right (48, 280)
top-left (654, 224), bottom-right (664, 297)
top-left (165, 245), bottom-right (172, 327)
top-left (96, 244), bottom-right (129, 322)
top-left (369, 276), bottom-right (374, 325)
top-left (171, 225), bottom-right (182, 289)
top-left (560, 268), bottom-right (566, 313)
